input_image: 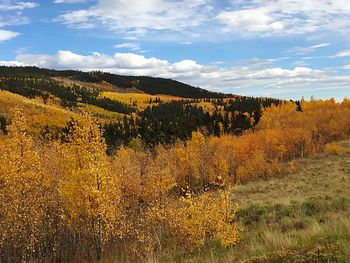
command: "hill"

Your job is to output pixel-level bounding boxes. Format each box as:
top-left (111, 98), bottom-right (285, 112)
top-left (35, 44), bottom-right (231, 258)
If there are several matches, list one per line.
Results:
top-left (0, 66), bottom-right (284, 151)
top-left (0, 66), bottom-right (228, 99)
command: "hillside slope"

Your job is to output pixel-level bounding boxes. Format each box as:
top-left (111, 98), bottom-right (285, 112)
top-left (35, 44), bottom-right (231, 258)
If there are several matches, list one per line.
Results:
top-left (0, 66), bottom-right (284, 149)
top-left (0, 66), bottom-right (228, 98)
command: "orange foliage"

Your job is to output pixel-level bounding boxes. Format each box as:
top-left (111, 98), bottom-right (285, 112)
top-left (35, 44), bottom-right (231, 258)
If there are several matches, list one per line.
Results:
top-left (1, 98), bottom-right (349, 261)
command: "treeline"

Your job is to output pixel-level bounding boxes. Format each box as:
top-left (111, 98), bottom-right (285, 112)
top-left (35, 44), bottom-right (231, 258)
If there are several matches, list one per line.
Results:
top-left (37, 97), bottom-right (283, 153)
top-left (0, 66), bottom-right (228, 98)
top-left (103, 97), bottom-right (283, 151)
top-left (0, 77), bottom-right (135, 114)
top-left (73, 72), bottom-right (227, 98)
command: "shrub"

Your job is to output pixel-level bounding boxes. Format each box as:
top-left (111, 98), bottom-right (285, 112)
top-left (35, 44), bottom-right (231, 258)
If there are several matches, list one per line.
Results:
top-left (324, 142), bottom-right (344, 155)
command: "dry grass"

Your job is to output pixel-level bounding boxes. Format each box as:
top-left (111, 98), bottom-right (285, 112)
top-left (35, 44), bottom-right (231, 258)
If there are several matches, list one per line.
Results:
top-left (233, 140), bottom-right (350, 206)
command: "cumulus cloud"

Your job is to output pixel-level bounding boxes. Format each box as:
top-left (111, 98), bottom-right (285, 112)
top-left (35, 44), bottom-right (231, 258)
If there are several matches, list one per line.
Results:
top-left (0, 29), bottom-right (20, 42)
top-left (0, 60), bottom-right (24, 66)
top-left (217, 8), bottom-right (284, 33)
top-left (3, 50), bottom-right (350, 99)
top-left (217, 0), bottom-right (350, 36)
top-left (170, 60), bottom-right (202, 73)
top-left (15, 51), bottom-right (169, 74)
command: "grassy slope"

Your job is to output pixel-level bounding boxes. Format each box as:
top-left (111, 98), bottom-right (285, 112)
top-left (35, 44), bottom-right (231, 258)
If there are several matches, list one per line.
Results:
top-left (152, 140), bottom-right (350, 263)
top-left (0, 90), bottom-right (124, 134)
top-left (0, 90), bottom-right (77, 134)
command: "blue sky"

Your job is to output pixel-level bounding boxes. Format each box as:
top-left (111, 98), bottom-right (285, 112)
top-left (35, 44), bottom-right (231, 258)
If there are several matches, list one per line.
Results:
top-left (0, 0), bottom-right (350, 100)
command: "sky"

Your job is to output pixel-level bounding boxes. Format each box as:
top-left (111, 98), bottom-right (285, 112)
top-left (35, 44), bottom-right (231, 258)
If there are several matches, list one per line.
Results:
top-left (0, 0), bottom-right (350, 100)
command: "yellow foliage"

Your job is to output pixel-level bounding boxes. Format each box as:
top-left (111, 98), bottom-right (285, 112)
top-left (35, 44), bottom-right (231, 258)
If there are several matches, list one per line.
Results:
top-left (324, 142), bottom-right (344, 155)
top-left (58, 112), bottom-right (123, 245)
top-left (0, 90), bottom-right (75, 134)
top-left (101, 91), bottom-right (181, 110)
top-left (0, 109), bottom-right (239, 261)
top-left (165, 188), bottom-right (238, 250)
top-left (0, 90), bottom-right (120, 136)
top-left (0, 108), bottom-right (51, 256)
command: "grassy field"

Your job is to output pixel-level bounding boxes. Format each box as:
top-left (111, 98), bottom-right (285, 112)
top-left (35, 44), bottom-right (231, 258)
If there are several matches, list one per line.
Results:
top-left (144, 140), bottom-right (350, 263)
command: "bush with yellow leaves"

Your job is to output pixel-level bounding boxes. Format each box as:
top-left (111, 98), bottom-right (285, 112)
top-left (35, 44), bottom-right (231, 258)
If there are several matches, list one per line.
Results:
top-left (164, 188), bottom-right (239, 251)
top-left (324, 142), bottom-right (344, 155)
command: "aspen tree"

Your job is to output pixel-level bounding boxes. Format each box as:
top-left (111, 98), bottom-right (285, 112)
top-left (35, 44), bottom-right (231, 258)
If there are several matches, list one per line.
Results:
top-left (0, 109), bottom-right (50, 261)
top-left (58, 112), bottom-right (122, 260)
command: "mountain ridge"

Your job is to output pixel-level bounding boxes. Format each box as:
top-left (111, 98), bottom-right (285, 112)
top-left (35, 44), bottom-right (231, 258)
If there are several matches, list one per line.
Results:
top-left (0, 66), bottom-right (231, 99)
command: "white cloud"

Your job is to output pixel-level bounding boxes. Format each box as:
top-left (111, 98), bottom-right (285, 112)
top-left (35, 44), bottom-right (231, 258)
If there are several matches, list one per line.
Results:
top-left (57, 0), bottom-right (213, 38)
top-left (0, 1), bottom-right (38, 10)
top-left (310, 43), bottom-right (330, 49)
top-left (169, 60), bottom-right (202, 75)
top-left (0, 15), bottom-right (30, 27)
top-left (180, 42), bottom-right (193, 45)
top-left (0, 1), bottom-right (38, 43)
top-left (0, 60), bottom-right (24, 66)
top-left (0, 29), bottom-right (20, 42)
top-left (289, 42), bottom-right (331, 54)
top-left (217, 8), bottom-right (284, 33)
top-left (54, 0), bottom-right (350, 41)
top-left (217, 0), bottom-right (350, 36)
top-left (114, 42), bottom-right (141, 51)
top-left (4, 50), bottom-right (350, 99)
top-left (331, 50), bottom-right (350, 58)
top-left (15, 51), bottom-right (169, 73)
top-left (54, 0), bottom-right (86, 3)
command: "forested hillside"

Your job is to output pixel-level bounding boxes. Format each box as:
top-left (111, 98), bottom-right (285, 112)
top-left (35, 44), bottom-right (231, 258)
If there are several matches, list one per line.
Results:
top-left (0, 66), bottom-right (283, 151)
top-left (0, 66), bottom-right (226, 98)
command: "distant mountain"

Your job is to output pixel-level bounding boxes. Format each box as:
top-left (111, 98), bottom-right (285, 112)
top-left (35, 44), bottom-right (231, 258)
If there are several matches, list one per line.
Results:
top-left (0, 66), bottom-right (229, 99)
